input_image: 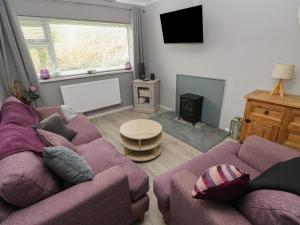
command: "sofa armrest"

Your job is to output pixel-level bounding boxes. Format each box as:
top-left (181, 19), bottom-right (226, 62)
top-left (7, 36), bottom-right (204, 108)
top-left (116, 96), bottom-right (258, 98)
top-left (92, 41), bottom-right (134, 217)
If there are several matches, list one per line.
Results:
top-left (238, 136), bottom-right (300, 172)
top-left (170, 171), bottom-right (252, 225)
top-left (3, 166), bottom-right (134, 225)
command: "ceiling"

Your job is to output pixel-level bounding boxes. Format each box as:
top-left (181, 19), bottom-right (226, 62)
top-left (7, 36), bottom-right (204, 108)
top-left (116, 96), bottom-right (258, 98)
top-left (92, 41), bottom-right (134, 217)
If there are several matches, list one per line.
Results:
top-left (116, 0), bottom-right (159, 6)
top-left (54, 0), bottom-right (160, 7)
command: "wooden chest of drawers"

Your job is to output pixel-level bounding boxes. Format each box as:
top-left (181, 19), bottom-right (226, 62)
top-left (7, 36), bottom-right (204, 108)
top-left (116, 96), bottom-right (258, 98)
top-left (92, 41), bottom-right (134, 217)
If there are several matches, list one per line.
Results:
top-left (239, 90), bottom-right (300, 151)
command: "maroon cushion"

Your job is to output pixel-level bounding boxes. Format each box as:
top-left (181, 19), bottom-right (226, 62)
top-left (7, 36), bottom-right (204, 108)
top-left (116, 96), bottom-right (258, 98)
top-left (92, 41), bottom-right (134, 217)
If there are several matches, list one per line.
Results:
top-left (192, 164), bottom-right (250, 201)
top-left (0, 124), bottom-right (46, 160)
top-left (0, 152), bottom-right (62, 208)
top-left (76, 138), bottom-right (149, 202)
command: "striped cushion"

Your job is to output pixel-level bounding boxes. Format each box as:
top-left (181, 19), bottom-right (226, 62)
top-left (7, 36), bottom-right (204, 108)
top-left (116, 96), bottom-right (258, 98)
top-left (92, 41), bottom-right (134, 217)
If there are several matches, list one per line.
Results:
top-left (192, 164), bottom-right (250, 201)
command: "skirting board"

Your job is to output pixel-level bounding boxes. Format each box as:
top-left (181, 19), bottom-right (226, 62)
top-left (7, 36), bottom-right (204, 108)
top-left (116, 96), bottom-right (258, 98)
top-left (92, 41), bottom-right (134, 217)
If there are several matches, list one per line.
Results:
top-left (86, 105), bottom-right (133, 120)
top-left (160, 105), bottom-right (173, 112)
top-left (87, 105), bottom-right (172, 120)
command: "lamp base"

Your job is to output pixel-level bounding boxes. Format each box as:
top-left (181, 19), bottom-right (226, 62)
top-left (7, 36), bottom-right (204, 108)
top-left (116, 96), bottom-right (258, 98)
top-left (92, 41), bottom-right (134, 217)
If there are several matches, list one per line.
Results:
top-left (270, 79), bottom-right (285, 98)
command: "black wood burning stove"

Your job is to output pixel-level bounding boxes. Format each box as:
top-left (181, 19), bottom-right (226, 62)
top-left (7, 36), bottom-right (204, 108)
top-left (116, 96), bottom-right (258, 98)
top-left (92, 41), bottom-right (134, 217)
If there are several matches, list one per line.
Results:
top-left (179, 93), bottom-right (204, 126)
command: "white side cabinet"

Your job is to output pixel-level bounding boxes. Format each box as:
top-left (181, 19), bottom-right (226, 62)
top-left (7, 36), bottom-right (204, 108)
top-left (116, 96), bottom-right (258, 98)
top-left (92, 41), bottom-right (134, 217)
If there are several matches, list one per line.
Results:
top-left (133, 79), bottom-right (160, 113)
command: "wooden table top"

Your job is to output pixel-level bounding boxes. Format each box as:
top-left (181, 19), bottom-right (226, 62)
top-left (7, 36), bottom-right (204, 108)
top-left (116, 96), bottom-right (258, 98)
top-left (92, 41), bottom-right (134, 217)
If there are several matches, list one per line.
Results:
top-left (245, 90), bottom-right (300, 109)
top-left (120, 119), bottom-right (162, 140)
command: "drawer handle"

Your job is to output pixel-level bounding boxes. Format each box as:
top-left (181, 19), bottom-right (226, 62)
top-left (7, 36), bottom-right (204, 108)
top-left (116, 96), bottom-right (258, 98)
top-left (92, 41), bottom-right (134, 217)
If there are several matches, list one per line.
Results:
top-left (245, 119), bottom-right (251, 123)
top-left (264, 110), bottom-right (269, 115)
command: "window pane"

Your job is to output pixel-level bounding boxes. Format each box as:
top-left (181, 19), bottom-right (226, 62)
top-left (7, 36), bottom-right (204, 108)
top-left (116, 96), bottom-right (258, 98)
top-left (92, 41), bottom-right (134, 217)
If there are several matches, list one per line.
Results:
top-left (50, 21), bottom-right (130, 74)
top-left (21, 26), bottom-right (45, 40)
top-left (29, 47), bottom-right (53, 74)
top-left (19, 17), bottom-right (131, 77)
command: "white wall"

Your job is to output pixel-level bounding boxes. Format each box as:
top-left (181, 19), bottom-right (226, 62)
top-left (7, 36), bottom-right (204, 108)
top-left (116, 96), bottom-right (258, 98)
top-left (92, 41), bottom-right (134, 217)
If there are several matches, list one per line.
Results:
top-left (12, 0), bottom-right (131, 23)
top-left (143, 0), bottom-right (300, 129)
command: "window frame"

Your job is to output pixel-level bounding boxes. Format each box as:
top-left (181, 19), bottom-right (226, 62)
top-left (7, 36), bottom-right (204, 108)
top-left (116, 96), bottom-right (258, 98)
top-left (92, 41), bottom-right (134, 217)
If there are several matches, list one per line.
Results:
top-left (19, 16), bottom-right (132, 79)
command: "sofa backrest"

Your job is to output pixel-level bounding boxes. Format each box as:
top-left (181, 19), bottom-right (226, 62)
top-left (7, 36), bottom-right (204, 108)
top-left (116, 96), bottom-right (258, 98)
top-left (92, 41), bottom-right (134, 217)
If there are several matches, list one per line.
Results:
top-left (238, 136), bottom-right (300, 172)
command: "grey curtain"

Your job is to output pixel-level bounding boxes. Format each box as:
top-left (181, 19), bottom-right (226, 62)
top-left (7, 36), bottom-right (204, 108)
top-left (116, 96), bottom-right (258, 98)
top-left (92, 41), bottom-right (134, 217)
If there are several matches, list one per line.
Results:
top-left (0, 0), bottom-right (41, 104)
top-left (131, 8), bottom-right (144, 79)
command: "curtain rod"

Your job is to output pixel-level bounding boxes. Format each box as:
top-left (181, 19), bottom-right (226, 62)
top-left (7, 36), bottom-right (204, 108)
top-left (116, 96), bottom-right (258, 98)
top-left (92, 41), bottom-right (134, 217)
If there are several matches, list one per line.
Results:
top-left (48, 0), bottom-right (137, 11)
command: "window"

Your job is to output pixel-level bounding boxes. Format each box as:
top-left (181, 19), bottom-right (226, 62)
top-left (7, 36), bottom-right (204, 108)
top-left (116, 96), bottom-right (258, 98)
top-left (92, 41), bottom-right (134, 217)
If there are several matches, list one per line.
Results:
top-left (19, 17), bottom-right (131, 78)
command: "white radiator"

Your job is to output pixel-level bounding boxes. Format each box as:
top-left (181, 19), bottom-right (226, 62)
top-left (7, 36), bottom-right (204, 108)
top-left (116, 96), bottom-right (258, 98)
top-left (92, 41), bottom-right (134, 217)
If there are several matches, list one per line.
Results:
top-left (60, 78), bottom-right (121, 113)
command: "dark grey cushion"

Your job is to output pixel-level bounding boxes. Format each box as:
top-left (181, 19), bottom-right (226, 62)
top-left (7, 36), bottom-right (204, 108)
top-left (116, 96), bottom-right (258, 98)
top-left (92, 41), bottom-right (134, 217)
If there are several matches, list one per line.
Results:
top-left (43, 146), bottom-right (94, 185)
top-left (37, 113), bottom-right (77, 141)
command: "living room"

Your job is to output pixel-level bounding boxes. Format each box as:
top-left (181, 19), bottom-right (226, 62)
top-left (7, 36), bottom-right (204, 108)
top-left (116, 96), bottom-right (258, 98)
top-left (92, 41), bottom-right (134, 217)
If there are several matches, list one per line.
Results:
top-left (0, 0), bottom-right (300, 225)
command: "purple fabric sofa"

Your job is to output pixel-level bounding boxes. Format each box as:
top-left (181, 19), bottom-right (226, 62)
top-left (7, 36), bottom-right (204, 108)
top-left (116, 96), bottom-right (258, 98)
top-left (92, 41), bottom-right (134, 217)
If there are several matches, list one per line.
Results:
top-left (0, 102), bottom-right (149, 225)
top-left (154, 136), bottom-right (300, 225)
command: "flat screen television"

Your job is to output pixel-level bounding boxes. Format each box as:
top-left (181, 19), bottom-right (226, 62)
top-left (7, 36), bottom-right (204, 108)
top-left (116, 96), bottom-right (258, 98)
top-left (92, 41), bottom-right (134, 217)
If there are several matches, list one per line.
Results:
top-left (160, 5), bottom-right (203, 44)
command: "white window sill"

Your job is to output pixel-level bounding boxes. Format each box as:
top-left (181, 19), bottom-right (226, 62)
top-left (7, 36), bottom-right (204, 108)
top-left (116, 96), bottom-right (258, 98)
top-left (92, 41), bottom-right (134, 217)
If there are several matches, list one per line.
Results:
top-left (39, 69), bottom-right (133, 84)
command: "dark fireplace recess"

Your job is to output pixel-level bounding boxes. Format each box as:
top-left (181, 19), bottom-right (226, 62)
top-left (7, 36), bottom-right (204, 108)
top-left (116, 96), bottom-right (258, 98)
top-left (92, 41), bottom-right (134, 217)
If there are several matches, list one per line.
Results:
top-left (179, 93), bottom-right (204, 126)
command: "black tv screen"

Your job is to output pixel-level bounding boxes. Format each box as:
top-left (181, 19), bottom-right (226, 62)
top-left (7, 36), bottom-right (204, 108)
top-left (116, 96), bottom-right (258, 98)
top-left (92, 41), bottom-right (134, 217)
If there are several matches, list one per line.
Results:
top-left (160, 5), bottom-right (203, 43)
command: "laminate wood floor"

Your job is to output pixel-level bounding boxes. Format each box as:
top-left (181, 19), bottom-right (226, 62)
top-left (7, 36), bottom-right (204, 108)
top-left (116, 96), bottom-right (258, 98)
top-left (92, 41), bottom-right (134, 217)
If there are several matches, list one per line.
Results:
top-left (89, 108), bottom-right (231, 225)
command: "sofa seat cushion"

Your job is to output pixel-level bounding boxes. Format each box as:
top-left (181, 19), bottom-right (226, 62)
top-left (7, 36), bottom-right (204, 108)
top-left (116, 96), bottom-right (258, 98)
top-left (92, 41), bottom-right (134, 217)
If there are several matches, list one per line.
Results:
top-left (0, 152), bottom-right (62, 208)
top-left (153, 142), bottom-right (260, 221)
top-left (67, 114), bottom-right (102, 146)
top-left (236, 190), bottom-right (300, 225)
top-left (77, 138), bottom-right (149, 202)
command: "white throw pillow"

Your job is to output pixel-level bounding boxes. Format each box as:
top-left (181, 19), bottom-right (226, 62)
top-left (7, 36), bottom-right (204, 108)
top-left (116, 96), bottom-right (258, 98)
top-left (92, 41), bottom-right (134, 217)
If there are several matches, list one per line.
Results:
top-left (61, 105), bottom-right (78, 122)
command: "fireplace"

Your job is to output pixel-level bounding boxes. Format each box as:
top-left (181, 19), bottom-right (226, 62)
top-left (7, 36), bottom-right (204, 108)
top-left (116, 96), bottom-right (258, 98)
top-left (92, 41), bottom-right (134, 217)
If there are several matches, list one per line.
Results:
top-left (179, 93), bottom-right (204, 126)
top-left (176, 75), bottom-right (225, 128)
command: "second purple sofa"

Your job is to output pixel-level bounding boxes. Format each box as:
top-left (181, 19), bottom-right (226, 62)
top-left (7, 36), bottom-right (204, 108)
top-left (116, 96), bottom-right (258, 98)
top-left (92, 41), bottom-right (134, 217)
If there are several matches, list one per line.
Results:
top-left (154, 136), bottom-right (300, 225)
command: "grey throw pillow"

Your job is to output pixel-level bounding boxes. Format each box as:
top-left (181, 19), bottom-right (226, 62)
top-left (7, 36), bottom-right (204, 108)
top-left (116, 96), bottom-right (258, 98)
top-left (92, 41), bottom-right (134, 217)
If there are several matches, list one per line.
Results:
top-left (43, 146), bottom-right (94, 185)
top-left (37, 113), bottom-right (77, 141)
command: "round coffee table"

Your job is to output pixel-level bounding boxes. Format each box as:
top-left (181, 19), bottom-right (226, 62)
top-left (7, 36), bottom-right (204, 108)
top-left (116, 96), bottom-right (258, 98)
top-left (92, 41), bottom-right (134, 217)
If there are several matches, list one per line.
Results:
top-left (120, 119), bottom-right (162, 162)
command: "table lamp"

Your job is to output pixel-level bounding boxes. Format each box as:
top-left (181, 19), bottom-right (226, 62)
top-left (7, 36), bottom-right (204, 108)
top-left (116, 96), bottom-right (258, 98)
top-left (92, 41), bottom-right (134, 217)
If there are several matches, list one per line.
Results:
top-left (270, 63), bottom-right (295, 98)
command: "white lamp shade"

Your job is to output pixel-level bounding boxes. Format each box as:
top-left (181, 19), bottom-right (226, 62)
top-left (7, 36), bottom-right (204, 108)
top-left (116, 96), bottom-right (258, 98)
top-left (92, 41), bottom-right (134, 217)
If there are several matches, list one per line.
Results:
top-left (272, 64), bottom-right (295, 80)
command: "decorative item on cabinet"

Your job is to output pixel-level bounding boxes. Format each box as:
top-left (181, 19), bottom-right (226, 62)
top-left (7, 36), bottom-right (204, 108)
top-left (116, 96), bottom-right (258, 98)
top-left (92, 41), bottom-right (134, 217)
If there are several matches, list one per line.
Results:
top-left (239, 90), bottom-right (300, 152)
top-left (150, 73), bottom-right (155, 80)
top-left (229, 116), bottom-right (242, 140)
top-left (40, 69), bottom-right (50, 80)
top-left (138, 63), bottom-right (145, 80)
top-left (270, 64), bottom-right (295, 98)
top-left (125, 62), bottom-right (132, 70)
